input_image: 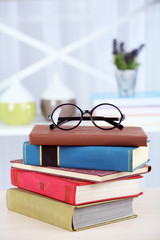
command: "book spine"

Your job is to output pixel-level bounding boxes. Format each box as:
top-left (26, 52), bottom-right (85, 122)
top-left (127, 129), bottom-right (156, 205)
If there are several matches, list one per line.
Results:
top-left (11, 167), bottom-right (77, 205)
top-left (23, 142), bottom-right (41, 165)
top-left (23, 142), bottom-right (134, 171)
top-left (6, 188), bottom-right (74, 231)
top-left (23, 141), bottom-right (58, 166)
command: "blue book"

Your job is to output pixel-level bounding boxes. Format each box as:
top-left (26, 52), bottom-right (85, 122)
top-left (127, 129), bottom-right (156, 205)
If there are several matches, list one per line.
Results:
top-left (23, 141), bottom-right (149, 172)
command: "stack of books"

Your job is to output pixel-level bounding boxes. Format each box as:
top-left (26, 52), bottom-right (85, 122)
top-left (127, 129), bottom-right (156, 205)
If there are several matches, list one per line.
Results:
top-left (6, 125), bottom-right (151, 231)
top-left (92, 92), bottom-right (160, 117)
top-left (92, 92), bottom-right (160, 126)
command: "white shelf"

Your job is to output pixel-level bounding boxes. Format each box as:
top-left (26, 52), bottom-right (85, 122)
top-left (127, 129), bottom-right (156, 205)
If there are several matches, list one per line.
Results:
top-left (0, 114), bottom-right (160, 136)
top-left (0, 114), bottom-right (49, 136)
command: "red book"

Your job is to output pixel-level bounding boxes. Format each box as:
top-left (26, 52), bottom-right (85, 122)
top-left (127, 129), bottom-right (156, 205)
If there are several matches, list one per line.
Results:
top-left (11, 167), bottom-right (143, 205)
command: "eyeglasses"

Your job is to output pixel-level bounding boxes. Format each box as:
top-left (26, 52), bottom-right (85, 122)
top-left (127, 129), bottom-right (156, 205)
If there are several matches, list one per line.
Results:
top-left (48, 103), bottom-right (125, 131)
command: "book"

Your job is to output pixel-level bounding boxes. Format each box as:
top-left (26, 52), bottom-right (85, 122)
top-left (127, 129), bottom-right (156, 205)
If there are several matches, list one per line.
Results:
top-left (92, 92), bottom-right (160, 117)
top-left (11, 160), bottom-right (151, 182)
top-left (29, 125), bottom-right (148, 146)
top-left (23, 141), bottom-right (149, 172)
top-left (11, 167), bottom-right (142, 205)
top-left (6, 188), bottom-right (137, 231)
top-left (92, 91), bottom-right (160, 107)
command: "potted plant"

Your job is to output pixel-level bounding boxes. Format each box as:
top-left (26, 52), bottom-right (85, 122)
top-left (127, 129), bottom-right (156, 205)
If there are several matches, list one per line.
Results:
top-left (112, 39), bottom-right (144, 97)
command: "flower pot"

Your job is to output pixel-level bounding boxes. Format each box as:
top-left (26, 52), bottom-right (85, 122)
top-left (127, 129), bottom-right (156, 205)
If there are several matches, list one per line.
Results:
top-left (0, 79), bottom-right (36, 125)
top-left (115, 69), bottom-right (137, 97)
top-left (41, 72), bottom-right (76, 119)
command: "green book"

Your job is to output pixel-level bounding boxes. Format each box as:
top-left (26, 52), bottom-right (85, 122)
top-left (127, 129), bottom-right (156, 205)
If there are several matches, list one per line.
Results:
top-left (6, 188), bottom-right (137, 231)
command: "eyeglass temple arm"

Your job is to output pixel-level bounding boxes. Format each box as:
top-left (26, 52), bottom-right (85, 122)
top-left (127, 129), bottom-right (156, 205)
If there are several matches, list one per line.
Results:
top-left (49, 116), bottom-right (75, 129)
top-left (50, 116), bottom-right (124, 130)
top-left (86, 116), bottom-right (124, 129)
top-left (82, 116), bottom-right (124, 129)
top-left (49, 118), bottom-right (69, 130)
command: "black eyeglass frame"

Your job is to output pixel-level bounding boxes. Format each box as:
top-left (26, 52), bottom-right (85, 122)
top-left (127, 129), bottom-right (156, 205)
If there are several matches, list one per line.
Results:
top-left (48, 103), bottom-right (125, 131)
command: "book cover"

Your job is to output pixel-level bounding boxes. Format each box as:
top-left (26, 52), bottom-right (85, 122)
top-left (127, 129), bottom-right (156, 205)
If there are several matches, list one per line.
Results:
top-left (11, 167), bottom-right (142, 205)
top-left (11, 159), bottom-right (151, 182)
top-left (29, 125), bottom-right (148, 147)
top-left (23, 141), bottom-right (149, 172)
top-left (6, 188), bottom-right (137, 231)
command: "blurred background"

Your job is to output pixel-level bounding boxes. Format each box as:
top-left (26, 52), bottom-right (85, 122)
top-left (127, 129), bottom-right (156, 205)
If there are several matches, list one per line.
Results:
top-left (0, 0), bottom-right (160, 190)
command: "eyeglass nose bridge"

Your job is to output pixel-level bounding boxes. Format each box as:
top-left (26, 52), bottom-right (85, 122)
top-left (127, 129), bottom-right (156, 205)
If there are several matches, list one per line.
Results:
top-left (82, 110), bottom-right (91, 115)
top-left (81, 110), bottom-right (92, 121)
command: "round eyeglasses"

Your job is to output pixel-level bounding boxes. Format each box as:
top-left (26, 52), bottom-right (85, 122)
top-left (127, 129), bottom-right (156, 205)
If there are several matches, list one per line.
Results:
top-left (48, 103), bottom-right (125, 130)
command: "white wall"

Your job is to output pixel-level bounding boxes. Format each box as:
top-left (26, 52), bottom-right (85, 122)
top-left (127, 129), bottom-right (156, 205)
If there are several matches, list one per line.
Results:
top-left (0, 0), bottom-right (160, 109)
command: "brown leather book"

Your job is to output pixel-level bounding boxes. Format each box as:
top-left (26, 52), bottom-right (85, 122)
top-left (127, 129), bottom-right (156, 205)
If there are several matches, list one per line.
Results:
top-left (29, 125), bottom-right (148, 146)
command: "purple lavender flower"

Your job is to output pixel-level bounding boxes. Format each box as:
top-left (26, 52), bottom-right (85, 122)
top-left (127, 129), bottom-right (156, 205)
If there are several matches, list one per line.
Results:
top-left (113, 39), bottom-right (118, 55)
top-left (130, 49), bottom-right (138, 59)
top-left (124, 52), bottom-right (132, 64)
top-left (120, 42), bottom-right (125, 53)
top-left (138, 44), bottom-right (145, 55)
top-left (112, 39), bottom-right (145, 70)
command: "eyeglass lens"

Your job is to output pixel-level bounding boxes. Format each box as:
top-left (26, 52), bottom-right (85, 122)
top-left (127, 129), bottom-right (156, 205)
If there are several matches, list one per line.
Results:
top-left (52, 104), bottom-right (82, 129)
top-left (92, 104), bottom-right (121, 129)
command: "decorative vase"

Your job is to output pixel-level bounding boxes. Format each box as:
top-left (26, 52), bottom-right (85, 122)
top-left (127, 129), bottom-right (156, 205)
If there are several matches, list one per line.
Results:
top-left (0, 79), bottom-right (36, 125)
top-left (115, 68), bottom-right (137, 97)
top-left (41, 72), bottom-right (76, 119)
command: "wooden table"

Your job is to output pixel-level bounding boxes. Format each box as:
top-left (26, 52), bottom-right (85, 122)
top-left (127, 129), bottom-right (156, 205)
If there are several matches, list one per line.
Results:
top-left (0, 188), bottom-right (160, 240)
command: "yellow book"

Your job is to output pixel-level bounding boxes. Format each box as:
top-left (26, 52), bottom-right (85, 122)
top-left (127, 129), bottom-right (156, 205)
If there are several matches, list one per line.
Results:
top-left (6, 188), bottom-right (137, 231)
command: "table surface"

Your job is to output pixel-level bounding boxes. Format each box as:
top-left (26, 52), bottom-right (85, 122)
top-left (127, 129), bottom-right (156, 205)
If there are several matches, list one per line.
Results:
top-left (0, 188), bottom-right (160, 240)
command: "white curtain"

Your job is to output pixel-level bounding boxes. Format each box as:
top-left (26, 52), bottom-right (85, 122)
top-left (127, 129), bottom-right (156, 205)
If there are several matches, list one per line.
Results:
top-left (0, 0), bottom-right (159, 111)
